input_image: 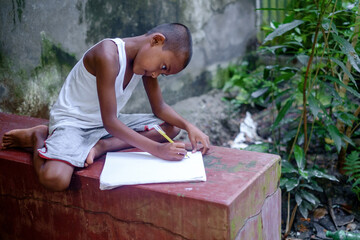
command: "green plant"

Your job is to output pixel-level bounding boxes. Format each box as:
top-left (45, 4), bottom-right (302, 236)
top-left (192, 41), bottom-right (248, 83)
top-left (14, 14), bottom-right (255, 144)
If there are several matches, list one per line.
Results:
top-left (264, 0), bottom-right (360, 236)
top-left (221, 0), bottom-right (360, 236)
top-left (281, 145), bottom-right (338, 235)
top-left (217, 62), bottom-right (268, 107)
top-left (344, 150), bottom-right (360, 199)
top-left (266, 0), bottom-right (359, 165)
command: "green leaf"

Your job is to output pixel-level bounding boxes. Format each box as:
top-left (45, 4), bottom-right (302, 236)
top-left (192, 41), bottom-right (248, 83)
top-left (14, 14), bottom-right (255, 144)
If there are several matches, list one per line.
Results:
top-left (285, 178), bottom-right (299, 192)
top-left (332, 34), bottom-right (360, 73)
top-left (348, 175), bottom-right (356, 182)
top-left (308, 169), bottom-right (339, 182)
top-left (322, 75), bottom-right (360, 99)
top-left (331, 57), bottom-right (358, 89)
top-left (346, 151), bottom-right (360, 163)
top-left (263, 20), bottom-right (305, 44)
top-left (282, 160), bottom-right (298, 174)
top-left (271, 98), bottom-right (294, 130)
top-left (337, 112), bottom-right (356, 126)
top-left (299, 169), bottom-right (309, 180)
top-left (251, 87), bottom-right (269, 98)
top-left (285, 41), bottom-right (304, 48)
top-left (245, 143), bottom-right (269, 153)
top-left (298, 202), bottom-right (309, 219)
top-left (300, 190), bottom-right (320, 205)
top-left (299, 183), bottom-right (316, 191)
top-left (295, 193), bottom-right (302, 206)
top-left (294, 145), bottom-right (305, 170)
top-left (274, 88), bottom-right (292, 102)
top-left (309, 180), bottom-right (324, 192)
top-left (352, 178), bottom-right (360, 189)
top-left (342, 134), bottom-right (355, 147)
top-left (322, 18), bottom-right (338, 35)
top-left (230, 74), bottom-right (242, 85)
top-left (328, 125), bottom-right (343, 153)
top-left (321, 82), bottom-right (341, 101)
top-left (308, 94), bottom-right (322, 118)
top-left (263, 45), bottom-right (288, 54)
top-left (279, 177), bottom-right (288, 188)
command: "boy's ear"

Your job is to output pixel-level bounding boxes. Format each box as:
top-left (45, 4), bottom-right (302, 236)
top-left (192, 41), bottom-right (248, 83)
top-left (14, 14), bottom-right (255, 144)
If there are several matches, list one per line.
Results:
top-left (151, 33), bottom-right (166, 46)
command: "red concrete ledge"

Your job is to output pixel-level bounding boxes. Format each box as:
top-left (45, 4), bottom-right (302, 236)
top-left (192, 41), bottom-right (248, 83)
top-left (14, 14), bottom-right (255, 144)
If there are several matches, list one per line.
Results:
top-left (0, 113), bottom-right (281, 240)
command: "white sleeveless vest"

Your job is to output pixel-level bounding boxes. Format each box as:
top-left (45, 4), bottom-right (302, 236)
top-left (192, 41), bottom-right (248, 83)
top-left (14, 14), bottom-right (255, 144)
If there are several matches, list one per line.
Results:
top-left (49, 38), bottom-right (142, 133)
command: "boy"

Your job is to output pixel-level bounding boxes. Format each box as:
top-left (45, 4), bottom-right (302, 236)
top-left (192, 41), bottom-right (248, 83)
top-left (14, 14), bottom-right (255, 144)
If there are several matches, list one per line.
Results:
top-left (2, 23), bottom-right (210, 191)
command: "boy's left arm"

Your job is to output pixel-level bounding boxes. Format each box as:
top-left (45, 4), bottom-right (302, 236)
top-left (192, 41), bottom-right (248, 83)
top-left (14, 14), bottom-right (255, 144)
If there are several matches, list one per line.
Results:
top-left (143, 76), bottom-right (210, 154)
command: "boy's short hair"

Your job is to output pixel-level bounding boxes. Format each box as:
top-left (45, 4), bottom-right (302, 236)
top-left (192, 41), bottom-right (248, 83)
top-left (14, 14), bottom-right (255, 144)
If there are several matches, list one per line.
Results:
top-left (146, 23), bottom-right (193, 69)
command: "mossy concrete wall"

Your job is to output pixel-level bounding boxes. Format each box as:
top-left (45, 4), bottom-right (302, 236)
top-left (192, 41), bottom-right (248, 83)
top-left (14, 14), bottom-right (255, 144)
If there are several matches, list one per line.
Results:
top-left (0, 0), bottom-right (256, 117)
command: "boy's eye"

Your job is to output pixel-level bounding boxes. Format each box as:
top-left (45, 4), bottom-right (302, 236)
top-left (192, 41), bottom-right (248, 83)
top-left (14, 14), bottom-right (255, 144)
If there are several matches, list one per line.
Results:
top-left (161, 65), bottom-right (167, 70)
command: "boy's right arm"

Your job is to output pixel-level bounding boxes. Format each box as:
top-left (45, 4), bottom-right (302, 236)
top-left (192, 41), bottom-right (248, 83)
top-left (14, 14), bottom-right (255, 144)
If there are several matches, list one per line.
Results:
top-left (87, 41), bottom-right (187, 161)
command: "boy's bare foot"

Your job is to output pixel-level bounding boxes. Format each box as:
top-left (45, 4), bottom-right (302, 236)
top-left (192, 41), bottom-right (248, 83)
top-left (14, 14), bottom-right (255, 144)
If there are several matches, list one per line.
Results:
top-left (85, 141), bottom-right (106, 167)
top-left (2, 125), bottom-right (48, 149)
top-left (84, 137), bottom-right (128, 167)
top-left (84, 148), bottom-right (96, 167)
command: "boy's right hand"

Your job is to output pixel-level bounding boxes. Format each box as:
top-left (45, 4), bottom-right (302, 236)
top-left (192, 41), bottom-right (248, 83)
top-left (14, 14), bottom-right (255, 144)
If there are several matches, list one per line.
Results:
top-left (154, 142), bottom-right (187, 161)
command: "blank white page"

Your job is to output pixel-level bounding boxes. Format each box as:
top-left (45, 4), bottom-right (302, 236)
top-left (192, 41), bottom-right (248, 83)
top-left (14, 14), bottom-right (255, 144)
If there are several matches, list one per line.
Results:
top-left (99, 151), bottom-right (206, 190)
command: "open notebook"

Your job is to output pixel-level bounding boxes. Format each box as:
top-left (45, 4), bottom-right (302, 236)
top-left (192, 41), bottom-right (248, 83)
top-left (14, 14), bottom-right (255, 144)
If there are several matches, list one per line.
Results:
top-left (99, 151), bottom-right (207, 190)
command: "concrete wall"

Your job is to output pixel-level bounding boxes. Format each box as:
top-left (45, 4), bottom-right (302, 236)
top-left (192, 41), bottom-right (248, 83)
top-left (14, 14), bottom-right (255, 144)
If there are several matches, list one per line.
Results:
top-left (0, 0), bottom-right (257, 116)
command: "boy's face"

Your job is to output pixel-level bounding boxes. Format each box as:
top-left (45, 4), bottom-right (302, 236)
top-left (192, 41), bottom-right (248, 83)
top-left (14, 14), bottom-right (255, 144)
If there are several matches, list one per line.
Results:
top-left (133, 34), bottom-right (186, 78)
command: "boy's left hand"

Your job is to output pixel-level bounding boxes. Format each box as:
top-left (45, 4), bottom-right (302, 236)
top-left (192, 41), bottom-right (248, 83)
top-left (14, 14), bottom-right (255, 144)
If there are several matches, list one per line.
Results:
top-left (187, 125), bottom-right (210, 155)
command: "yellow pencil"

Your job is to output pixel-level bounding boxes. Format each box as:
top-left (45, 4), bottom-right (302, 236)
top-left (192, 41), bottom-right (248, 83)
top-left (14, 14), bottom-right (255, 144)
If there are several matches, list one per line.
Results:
top-left (153, 125), bottom-right (189, 158)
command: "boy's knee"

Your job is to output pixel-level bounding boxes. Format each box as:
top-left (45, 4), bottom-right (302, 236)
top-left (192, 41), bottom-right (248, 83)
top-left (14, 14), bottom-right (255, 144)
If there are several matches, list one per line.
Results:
top-left (39, 164), bottom-right (72, 191)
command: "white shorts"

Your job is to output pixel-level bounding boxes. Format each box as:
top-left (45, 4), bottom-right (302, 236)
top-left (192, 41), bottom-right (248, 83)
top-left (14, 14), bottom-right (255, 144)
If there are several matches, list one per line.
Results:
top-left (38, 114), bottom-right (164, 167)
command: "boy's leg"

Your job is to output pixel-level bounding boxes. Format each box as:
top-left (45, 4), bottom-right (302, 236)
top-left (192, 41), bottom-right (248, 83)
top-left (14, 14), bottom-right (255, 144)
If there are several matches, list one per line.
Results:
top-left (2, 125), bottom-right (48, 149)
top-left (85, 122), bottom-right (180, 166)
top-left (2, 126), bottom-right (74, 191)
top-left (37, 160), bottom-right (74, 191)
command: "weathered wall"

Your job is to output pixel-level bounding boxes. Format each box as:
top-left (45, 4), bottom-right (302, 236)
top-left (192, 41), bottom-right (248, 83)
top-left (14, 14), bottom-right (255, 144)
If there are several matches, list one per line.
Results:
top-left (0, 0), bottom-right (257, 117)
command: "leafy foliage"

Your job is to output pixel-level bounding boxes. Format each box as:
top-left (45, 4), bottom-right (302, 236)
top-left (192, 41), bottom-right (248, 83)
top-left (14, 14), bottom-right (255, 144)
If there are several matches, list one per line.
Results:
top-left (266, 0), bottom-right (360, 215)
top-left (281, 145), bottom-right (338, 218)
top-left (219, 62), bottom-right (271, 107)
top-left (219, 0), bottom-right (360, 220)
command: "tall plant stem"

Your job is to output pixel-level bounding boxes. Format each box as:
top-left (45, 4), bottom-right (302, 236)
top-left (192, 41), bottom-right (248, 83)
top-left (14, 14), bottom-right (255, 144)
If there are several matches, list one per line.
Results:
top-left (309, 0), bottom-right (337, 93)
top-left (303, 12), bottom-right (323, 153)
top-left (285, 192), bottom-right (298, 238)
top-left (288, 115), bottom-right (303, 161)
top-left (305, 0), bottom-right (337, 154)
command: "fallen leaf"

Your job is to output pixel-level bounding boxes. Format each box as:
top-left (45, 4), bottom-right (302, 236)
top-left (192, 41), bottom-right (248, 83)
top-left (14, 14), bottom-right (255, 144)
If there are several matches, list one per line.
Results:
top-left (346, 223), bottom-right (357, 231)
top-left (313, 207), bottom-right (328, 220)
top-left (298, 223), bottom-right (309, 232)
top-left (300, 217), bottom-right (311, 222)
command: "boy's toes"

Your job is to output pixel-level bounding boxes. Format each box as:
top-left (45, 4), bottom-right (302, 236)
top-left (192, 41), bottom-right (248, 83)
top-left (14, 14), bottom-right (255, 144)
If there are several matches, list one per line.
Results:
top-left (85, 148), bottom-right (95, 167)
top-left (1, 141), bottom-right (10, 149)
top-left (86, 158), bottom-right (94, 166)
